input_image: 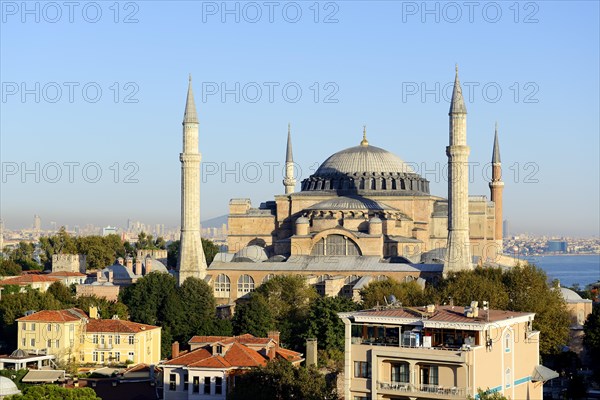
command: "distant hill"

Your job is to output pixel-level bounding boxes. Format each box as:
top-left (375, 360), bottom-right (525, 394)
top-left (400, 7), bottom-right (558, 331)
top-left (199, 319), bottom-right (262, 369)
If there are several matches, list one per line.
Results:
top-left (201, 214), bottom-right (228, 228)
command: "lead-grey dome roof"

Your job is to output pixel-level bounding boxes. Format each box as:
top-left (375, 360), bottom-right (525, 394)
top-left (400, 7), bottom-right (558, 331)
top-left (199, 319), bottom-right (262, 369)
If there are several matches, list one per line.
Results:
top-left (315, 145), bottom-right (414, 176)
top-left (301, 142), bottom-right (429, 195)
top-left (307, 196), bottom-right (396, 211)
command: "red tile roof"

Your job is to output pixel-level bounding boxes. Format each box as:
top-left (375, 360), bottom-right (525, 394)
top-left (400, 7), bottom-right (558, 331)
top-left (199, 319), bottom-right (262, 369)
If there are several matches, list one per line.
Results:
top-left (1, 275), bottom-right (59, 285)
top-left (86, 319), bottom-right (160, 334)
top-left (17, 308), bottom-right (87, 322)
top-left (189, 333), bottom-right (271, 346)
top-left (47, 271), bottom-right (87, 277)
top-left (167, 335), bottom-right (303, 369)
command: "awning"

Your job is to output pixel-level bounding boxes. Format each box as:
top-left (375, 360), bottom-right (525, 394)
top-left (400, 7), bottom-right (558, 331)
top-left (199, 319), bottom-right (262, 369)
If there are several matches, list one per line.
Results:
top-left (531, 365), bottom-right (559, 382)
top-left (22, 369), bottom-right (65, 383)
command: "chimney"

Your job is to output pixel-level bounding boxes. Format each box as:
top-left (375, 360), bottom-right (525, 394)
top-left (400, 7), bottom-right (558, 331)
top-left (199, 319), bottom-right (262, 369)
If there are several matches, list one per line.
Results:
top-left (134, 259), bottom-right (142, 276)
top-left (306, 338), bottom-right (318, 367)
top-left (89, 306), bottom-right (98, 319)
top-left (145, 256), bottom-right (152, 275)
top-left (172, 341), bottom-right (180, 359)
top-left (108, 270), bottom-right (114, 283)
top-left (125, 257), bottom-right (133, 270)
top-left (267, 331), bottom-right (280, 349)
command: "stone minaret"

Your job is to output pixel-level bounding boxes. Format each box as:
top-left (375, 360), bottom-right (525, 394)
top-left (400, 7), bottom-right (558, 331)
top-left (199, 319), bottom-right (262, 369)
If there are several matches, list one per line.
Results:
top-left (177, 75), bottom-right (207, 285)
top-left (283, 124), bottom-right (296, 194)
top-left (444, 66), bottom-right (472, 273)
top-left (489, 122), bottom-right (504, 244)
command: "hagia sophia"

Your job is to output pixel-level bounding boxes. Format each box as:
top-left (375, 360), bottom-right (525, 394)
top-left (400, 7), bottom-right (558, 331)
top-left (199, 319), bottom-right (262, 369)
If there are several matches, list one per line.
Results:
top-left (176, 68), bottom-right (514, 304)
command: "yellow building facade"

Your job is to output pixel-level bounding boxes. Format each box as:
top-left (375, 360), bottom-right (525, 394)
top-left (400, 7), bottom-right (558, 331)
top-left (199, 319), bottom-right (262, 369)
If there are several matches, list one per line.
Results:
top-left (339, 304), bottom-right (555, 400)
top-left (16, 308), bottom-right (161, 367)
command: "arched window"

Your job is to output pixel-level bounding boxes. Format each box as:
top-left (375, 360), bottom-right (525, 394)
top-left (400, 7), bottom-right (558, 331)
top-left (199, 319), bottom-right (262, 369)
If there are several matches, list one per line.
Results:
top-left (376, 275), bottom-right (388, 282)
top-left (344, 275), bottom-right (359, 284)
top-left (505, 332), bottom-right (511, 353)
top-left (263, 274), bottom-right (275, 284)
top-left (404, 275), bottom-right (415, 283)
top-left (237, 275), bottom-right (255, 296)
top-left (311, 234), bottom-right (361, 256)
top-left (214, 274), bottom-right (230, 298)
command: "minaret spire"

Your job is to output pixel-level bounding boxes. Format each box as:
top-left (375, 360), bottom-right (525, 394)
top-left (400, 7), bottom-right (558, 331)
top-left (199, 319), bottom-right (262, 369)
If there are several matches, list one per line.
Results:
top-left (492, 122), bottom-right (501, 164)
top-left (445, 65), bottom-right (472, 274)
top-left (449, 65), bottom-right (467, 115)
top-left (490, 122), bottom-right (504, 245)
top-left (360, 125), bottom-right (369, 146)
top-left (178, 76), bottom-right (207, 285)
top-left (183, 74), bottom-right (198, 124)
top-left (283, 123), bottom-right (296, 194)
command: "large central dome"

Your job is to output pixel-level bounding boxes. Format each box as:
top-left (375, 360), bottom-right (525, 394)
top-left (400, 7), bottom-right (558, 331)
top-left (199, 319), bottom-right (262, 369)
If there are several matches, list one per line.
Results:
top-left (315, 144), bottom-right (414, 176)
top-left (300, 136), bottom-right (430, 195)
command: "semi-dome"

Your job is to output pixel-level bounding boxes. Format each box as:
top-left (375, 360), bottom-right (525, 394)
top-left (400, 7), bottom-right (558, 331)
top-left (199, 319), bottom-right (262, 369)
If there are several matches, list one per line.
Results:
top-left (0, 376), bottom-right (20, 397)
top-left (301, 137), bottom-right (429, 195)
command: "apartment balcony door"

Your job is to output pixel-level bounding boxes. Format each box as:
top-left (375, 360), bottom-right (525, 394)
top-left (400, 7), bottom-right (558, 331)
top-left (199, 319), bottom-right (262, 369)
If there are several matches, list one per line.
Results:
top-left (420, 365), bottom-right (438, 386)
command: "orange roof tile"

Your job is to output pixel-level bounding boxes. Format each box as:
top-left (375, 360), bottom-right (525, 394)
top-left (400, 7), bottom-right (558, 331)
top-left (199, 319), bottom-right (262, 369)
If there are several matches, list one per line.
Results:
top-left (86, 319), bottom-right (159, 333)
top-left (1, 275), bottom-right (59, 285)
top-left (167, 336), bottom-right (302, 369)
top-left (17, 308), bottom-right (87, 322)
top-left (47, 271), bottom-right (87, 277)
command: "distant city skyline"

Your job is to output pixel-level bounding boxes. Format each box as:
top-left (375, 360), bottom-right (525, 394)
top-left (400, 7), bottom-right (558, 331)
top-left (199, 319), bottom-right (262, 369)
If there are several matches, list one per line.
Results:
top-left (1, 2), bottom-right (598, 237)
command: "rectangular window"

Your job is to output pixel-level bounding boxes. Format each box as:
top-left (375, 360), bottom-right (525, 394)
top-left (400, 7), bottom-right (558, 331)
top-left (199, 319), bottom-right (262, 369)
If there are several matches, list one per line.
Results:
top-left (391, 363), bottom-right (409, 383)
top-left (215, 377), bottom-right (222, 394)
top-left (193, 377), bottom-right (200, 393)
top-left (21, 338), bottom-right (25, 347)
top-left (93, 352), bottom-right (98, 362)
top-left (115, 335), bottom-right (120, 345)
top-left (354, 361), bottom-right (371, 378)
top-left (31, 323), bottom-right (35, 330)
top-left (204, 377), bottom-right (211, 394)
top-left (101, 335), bottom-right (105, 345)
top-left (128, 352), bottom-right (134, 361)
top-left (80, 352), bottom-right (85, 362)
top-left (108, 335), bottom-right (113, 345)
top-left (420, 365), bottom-right (438, 386)
top-left (169, 374), bottom-right (176, 391)
top-left (30, 338), bottom-right (35, 347)
top-left (100, 352), bottom-right (105, 363)
top-left (115, 352), bottom-right (120, 362)
top-left (93, 334), bottom-right (98, 344)
top-left (70, 324), bottom-right (74, 333)
top-left (21, 324), bottom-right (25, 330)
top-left (47, 340), bottom-right (52, 348)
top-left (183, 374), bottom-right (189, 391)
top-left (47, 323), bottom-right (52, 331)
top-left (56, 340), bottom-right (60, 348)
top-left (128, 335), bottom-right (135, 345)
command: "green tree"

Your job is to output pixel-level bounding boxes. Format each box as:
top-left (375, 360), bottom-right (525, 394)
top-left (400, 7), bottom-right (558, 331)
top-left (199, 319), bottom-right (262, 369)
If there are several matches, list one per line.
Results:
top-left (39, 227), bottom-right (78, 268)
top-left (435, 266), bottom-right (509, 309)
top-left (584, 303), bottom-right (600, 383)
top-left (503, 264), bottom-right (569, 355)
top-left (229, 359), bottom-right (338, 400)
top-left (467, 389), bottom-right (508, 400)
top-left (232, 293), bottom-right (276, 337)
top-left (255, 275), bottom-right (318, 349)
top-left (167, 240), bottom-right (179, 268)
top-left (76, 236), bottom-right (115, 270)
top-left (179, 277), bottom-right (217, 337)
top-left (0, 259), bottom-right (22, 276)
top-left (201, 238), bottom-right (219, 265)
top-left (305, 296), bottom-right (358, 352)
top-left (47, 281), bottom-right (75, 305)
top-left (166, 239), bottom-right (218, 267)
top-left (7, 242), bottom-right (40, 271)
top-left (7, 384), bottom-right (100, 399)
top-left (360, 278), bottom-right (425, 309)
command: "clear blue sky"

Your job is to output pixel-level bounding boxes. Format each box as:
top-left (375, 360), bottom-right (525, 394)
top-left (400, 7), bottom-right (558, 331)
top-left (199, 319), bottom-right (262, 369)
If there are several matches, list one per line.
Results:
top-left (1, 1), bottom-right (599, 237)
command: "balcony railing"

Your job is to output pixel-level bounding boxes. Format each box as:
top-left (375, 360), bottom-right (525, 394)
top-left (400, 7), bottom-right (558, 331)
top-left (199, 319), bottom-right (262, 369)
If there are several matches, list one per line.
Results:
top-left (378, 381), bottom-right (468, 397)
top-left (95, 343), bottom-right (113, 350)
top-left (353, 337), bottom-right (474, 352)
